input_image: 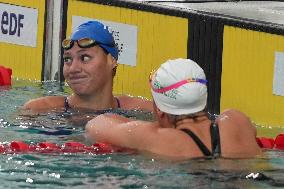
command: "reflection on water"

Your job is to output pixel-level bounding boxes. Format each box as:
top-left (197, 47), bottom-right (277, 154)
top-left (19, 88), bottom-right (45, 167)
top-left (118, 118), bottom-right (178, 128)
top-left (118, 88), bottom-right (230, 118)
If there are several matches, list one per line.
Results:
top-left (0, 80), bottom-right (284, 188)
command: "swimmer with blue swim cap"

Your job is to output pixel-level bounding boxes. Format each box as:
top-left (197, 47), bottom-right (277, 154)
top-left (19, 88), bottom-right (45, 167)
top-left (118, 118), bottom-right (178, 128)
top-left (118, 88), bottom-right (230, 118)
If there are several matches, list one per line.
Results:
top-left (23, 20), bottom-right (152, 114)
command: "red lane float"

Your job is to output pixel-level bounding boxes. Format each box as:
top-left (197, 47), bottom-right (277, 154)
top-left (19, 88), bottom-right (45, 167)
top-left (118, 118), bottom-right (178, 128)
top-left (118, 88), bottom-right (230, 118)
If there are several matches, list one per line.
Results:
top-left (256, 133), bottom-right (284, 150)
top-left (1, 133), bottom-right (283, 154)
top-left (275, 134), bottom-right (284, 150)
top-left (0, 65), bottom-right (12, 86)
top-left (256, 137), bottom-right (275, 149)
top-left (0, 141), bottom-right (122, 154)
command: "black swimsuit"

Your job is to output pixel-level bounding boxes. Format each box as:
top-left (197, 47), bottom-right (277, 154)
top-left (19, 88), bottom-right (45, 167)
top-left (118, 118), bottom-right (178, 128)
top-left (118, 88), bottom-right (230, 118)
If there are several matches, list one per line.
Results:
top-left (180, 120), bottom-right (221, 157)
top-left (64, 96), bottom-right (121, 112)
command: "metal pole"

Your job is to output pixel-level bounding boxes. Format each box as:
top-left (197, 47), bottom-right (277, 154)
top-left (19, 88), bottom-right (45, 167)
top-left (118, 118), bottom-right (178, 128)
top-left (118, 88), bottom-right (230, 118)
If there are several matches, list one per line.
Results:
top-left (43, 0), bottom-right (63, 81)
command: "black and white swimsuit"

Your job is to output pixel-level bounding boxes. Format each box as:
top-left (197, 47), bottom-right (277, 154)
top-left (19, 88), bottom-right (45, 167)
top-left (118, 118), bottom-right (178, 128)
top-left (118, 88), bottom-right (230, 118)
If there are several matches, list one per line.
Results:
top-left (180, 120), bottom-right (221, 157)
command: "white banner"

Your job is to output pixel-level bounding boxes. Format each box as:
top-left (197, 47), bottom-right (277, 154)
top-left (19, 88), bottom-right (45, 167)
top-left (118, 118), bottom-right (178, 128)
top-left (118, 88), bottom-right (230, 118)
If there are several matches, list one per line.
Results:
top-left (0, 3), bottom-right (38, 47)
top-left (273, 52), bottom-right (284, 96)
top-left (72, 16), bottom-right (138, 66)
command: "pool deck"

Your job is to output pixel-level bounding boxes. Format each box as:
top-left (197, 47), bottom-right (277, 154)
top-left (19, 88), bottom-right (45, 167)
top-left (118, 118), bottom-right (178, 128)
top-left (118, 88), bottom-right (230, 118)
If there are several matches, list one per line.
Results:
top-left (139, 1), bottom-right (284, 29)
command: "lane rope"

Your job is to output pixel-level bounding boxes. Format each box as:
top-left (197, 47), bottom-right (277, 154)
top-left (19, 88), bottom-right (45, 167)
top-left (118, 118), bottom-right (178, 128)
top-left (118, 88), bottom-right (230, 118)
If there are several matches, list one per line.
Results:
top-left (256, 134), bottom-right (284, 150)
top-left (0, 141), bottom-right (127, 154)
top-left (0, 134), bottom-right (283, 154)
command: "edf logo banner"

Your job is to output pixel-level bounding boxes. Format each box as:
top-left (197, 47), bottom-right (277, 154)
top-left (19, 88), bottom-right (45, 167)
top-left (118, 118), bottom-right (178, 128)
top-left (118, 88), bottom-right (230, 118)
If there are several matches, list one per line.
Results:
top-left (0, 3), bottom-right (38, 47)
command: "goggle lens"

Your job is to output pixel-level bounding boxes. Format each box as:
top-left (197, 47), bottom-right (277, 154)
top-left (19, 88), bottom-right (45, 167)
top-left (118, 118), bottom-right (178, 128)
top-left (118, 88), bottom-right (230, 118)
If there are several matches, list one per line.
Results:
top-left (78, 38), bottom-right (96, 47)
top-left (62, 39), bottom-right (73, 50)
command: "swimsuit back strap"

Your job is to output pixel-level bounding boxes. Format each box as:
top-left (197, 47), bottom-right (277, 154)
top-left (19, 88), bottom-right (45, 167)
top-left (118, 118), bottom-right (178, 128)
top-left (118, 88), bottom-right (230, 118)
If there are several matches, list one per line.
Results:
top-left (115, 97), bottom-right (121, 108)
top-left (180, 129), bottom-right (212, 156)
top-left (210, 122), bottom-right (221, 157)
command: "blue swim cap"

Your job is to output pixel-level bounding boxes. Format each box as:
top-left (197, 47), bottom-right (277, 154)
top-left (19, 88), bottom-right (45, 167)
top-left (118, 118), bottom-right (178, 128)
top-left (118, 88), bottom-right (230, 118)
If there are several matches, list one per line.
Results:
top-left (71, 20), bottom-right (118, 60)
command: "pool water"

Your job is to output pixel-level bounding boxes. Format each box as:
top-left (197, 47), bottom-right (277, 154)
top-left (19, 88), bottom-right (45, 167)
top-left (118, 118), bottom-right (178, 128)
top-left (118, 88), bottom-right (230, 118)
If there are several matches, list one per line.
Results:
top-left (0, 80), bottom-right (284, 189)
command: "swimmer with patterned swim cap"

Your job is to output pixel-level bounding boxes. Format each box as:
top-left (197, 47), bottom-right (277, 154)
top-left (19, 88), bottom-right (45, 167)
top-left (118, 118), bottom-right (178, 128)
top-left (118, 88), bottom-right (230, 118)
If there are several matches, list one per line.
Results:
top-left (86, 58), bottom-right (262, 160)
top-left (23, 20), bottom-right (152, 113)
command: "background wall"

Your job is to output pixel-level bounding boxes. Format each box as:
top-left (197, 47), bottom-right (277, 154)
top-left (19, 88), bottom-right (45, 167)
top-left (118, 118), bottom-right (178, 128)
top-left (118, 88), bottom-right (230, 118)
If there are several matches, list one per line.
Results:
top-left (0, 0), bottom-right (46, 80)
top-left (221, 26), bottom-right (284, 126)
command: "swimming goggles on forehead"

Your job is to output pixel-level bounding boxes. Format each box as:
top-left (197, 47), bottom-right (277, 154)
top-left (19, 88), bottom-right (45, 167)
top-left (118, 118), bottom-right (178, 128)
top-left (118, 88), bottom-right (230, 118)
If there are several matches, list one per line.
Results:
top-left (62, 38), bottom-right (114, 50)
top-left (149, 69), bottom-right (207, 94)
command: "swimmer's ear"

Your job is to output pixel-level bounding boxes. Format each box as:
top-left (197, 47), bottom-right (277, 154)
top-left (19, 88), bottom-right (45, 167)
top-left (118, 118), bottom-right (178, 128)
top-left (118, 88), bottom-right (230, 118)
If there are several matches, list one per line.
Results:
top-left (107, 54), bottom-right (117, 69)
top-left (156, 107), bottom-right (165, 118)
top-left (153, 102), bottom-right (164, 117)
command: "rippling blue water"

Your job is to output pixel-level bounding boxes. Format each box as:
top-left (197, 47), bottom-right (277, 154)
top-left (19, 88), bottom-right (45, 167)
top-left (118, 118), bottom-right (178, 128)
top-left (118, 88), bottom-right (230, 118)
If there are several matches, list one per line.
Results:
top-left (0, 80), bottom-right (284, 189)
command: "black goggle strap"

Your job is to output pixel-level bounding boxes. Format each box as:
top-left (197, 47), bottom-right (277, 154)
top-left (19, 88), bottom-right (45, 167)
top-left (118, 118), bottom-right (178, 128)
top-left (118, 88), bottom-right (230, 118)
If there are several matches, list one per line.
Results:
top-left (62, 39), bottom-right (114, 50)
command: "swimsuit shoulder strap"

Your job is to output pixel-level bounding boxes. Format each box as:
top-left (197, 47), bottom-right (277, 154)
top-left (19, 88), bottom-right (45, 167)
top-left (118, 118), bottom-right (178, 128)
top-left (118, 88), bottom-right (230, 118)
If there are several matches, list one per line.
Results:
top-left (180, 129), bottom-right (212, 156)
top-left (210, 121), bottom-right (221, 157)
top-left (64, 96), bottom-right (70, 112)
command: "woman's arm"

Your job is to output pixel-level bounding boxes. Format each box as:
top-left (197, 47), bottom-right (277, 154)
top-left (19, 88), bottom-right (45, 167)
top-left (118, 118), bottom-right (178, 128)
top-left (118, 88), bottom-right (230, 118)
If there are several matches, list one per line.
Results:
top-left (85, 114), bottom-right (156, 149)
top-left (22, 96), bottom-right (65, 112)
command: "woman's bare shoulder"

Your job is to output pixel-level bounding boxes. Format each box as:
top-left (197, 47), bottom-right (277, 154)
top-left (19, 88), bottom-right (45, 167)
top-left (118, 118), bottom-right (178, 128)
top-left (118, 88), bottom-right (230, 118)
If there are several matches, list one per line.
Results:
top-left (22, 96), bottom-right (66, 112)
top-left (116, 95), bottom-right (153, 112)
top-left (220, 108), bottom-right (251, 121)
top-left (218, 108), bottom-right (254, 129)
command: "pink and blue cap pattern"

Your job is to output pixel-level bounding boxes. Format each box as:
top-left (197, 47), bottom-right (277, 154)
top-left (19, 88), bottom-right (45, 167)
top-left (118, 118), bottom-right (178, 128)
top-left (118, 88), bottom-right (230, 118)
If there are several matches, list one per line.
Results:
top-left (150, 58), bottom-right (208, 115)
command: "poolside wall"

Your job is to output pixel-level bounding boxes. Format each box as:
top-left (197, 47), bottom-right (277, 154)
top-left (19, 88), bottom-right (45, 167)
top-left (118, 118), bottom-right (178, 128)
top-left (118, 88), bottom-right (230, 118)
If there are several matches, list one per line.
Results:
top-left (1, 0), bottom-right (283, 127)
top-left (0, 0), bottom-right (46, 80)
top-left (222, 26), bottom-right (284, 127)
